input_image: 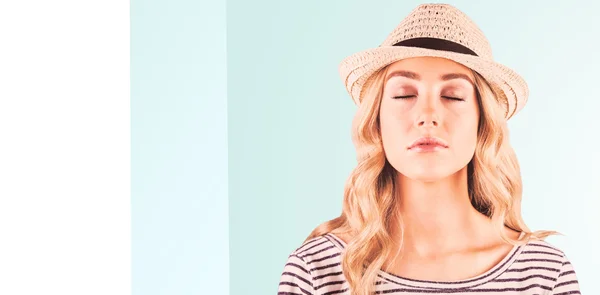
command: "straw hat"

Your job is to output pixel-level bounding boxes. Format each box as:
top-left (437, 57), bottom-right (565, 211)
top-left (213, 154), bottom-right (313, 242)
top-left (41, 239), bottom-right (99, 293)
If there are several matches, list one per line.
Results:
top-left (338, 3), bottom-right (527, 120)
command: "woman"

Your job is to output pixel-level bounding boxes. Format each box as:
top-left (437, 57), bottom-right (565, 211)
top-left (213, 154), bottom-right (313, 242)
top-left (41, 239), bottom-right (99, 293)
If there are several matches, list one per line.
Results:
top-left (277, 4), bottom-right (581, 295)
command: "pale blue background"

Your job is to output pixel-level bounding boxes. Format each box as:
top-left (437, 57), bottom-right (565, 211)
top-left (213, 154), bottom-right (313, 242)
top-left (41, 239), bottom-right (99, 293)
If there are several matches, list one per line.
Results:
top-left (133, 0), bottom-right (599, 294)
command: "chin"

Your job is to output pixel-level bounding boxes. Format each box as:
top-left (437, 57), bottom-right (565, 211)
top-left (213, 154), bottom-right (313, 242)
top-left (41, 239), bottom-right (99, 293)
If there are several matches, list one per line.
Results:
top-left (392, 162), bottom-right (457, 182)
top-left (402, 170), bottom-right (451, 183)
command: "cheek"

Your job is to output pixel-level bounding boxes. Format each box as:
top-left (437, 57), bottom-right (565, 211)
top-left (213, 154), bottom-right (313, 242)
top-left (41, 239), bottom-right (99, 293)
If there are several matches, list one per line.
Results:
top-left (448, 113), bottom-right (479, 156)
top-left (379, 107), bottom-right (411, 159)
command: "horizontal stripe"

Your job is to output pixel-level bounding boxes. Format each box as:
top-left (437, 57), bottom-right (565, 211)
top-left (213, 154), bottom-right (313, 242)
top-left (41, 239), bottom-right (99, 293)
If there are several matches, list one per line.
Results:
top-left (306, 252), bottom-right (340, 264)
top-left (376, 283), bottom-right (552, 293)
top-left (520, 250), bottom-right (563, 257)
top-left (491, 273), bottom-right (555, 283)
top-left (310, 262), bottom-right (341, 272)
top-left (301, 245), bottom-right (336, 258)
top-left (315, 280), bottom-right (345, 290)
top-left (555, 280), bottom-right (579, 288)
top-left (515, 258), bottom-right (562, 264)
top-left (280, 272), bottom-right (313, 287)
top-left (285, 262), bottom-right (310, 275)
top-left (298, 240), bottom-right (329, 256)
top-left (526, 243), bottom-right (564, 254)
top-left (314, 271), bottom-right (343, 280)
top-left (378, 275), bottom-right (443, 290)
top-left (278, 282), bottom-right (313, 295)
top-left (559, 270), bottom-right (576, 277)
top-left (505, 266), bottom-right (560, 273)
top-left (295, 237), bottom-right (322, 253)
top-left (322, 288), bottom-right (349, 295)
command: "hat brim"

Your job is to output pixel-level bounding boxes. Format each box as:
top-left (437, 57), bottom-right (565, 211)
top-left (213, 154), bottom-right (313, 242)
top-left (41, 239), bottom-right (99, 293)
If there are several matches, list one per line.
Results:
top-left (338, 46), bottom-right (528, 120)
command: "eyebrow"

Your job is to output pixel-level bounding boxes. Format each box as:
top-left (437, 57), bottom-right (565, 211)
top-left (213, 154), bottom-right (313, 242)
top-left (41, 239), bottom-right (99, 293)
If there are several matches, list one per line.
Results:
top-left (385, 70), bottom-right (474, 85)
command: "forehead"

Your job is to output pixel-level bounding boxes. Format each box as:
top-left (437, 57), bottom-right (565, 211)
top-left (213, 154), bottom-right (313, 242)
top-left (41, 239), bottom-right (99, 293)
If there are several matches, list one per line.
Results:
top-left (385, 56), bottom-right (474, 81)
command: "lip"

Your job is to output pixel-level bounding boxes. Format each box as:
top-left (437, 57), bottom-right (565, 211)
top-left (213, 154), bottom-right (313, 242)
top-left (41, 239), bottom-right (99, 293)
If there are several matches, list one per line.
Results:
top-left (407, 136), bottom-right (449, 151)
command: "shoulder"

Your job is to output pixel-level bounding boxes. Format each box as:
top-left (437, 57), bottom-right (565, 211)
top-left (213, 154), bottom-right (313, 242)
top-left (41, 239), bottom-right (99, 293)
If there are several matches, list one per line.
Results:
top-left (514, 238), bottom-right (581, 292)
top-left (289, 233), bottom-right (345, 271)
top-left (278, 234), bottom-right (348, 294)
top-left (518, 238), bottom-right (573, 267)
top-left (521, 238), bottom-right (566, 257)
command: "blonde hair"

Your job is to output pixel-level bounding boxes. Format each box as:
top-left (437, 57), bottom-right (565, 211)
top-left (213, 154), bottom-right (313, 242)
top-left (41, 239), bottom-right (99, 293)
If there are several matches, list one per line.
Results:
top-left (304, 63), bottom-right (560, 295)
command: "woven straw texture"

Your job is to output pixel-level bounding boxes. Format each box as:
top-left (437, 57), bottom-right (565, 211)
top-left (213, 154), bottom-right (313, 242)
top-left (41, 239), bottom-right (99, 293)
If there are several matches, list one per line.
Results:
top-left (338, 3), bottom-right (528, 120)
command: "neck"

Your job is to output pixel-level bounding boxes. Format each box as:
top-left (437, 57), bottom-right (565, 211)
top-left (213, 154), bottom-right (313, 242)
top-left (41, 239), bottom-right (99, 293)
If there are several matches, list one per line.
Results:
top-left (391, 165), bottom-right (491, 256)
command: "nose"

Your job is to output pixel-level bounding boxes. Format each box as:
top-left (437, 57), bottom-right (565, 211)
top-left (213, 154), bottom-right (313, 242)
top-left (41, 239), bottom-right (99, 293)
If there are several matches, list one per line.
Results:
top-left (416, 110), bottom-right (440, 128)
top-left (418, 118), bottom-right (438, 127)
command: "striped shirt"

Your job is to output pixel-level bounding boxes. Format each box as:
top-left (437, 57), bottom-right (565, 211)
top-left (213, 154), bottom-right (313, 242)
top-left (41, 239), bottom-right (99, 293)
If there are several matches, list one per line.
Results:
top-left (278, 233), bottom-right (581, 295)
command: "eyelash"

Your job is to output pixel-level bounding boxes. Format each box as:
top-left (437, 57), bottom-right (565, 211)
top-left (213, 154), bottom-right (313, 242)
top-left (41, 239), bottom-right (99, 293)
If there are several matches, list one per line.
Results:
top-left (392, 95), bottom-right (464, 101)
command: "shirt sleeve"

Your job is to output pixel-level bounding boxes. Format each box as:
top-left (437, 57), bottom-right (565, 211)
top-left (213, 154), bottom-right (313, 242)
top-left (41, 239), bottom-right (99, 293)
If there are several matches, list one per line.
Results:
top-left (277, 253), bottom-right (316, 295)
top-left (551, 253), bottom-right (581, 295)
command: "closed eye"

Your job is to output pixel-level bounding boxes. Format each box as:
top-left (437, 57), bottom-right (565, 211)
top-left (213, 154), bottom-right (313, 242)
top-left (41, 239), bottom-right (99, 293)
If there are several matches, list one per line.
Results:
top-left (392, 95), bottom-right (416, 99)
top-left (442, 96), bottom-right (464, 101)
top-left (392, 95), bottom-right (464, 101)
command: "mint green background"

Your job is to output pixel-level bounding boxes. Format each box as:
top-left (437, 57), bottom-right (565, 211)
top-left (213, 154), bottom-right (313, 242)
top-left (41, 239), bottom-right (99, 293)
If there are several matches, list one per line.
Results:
top-left (131, 0), bottom-right (228, 294)
top-left (132, 0), bottom-right (597, 294)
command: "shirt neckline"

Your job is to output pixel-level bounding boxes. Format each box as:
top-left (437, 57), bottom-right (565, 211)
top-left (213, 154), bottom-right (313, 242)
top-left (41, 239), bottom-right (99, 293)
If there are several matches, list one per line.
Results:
top-left (324, 231), bottom-right (526, 290)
